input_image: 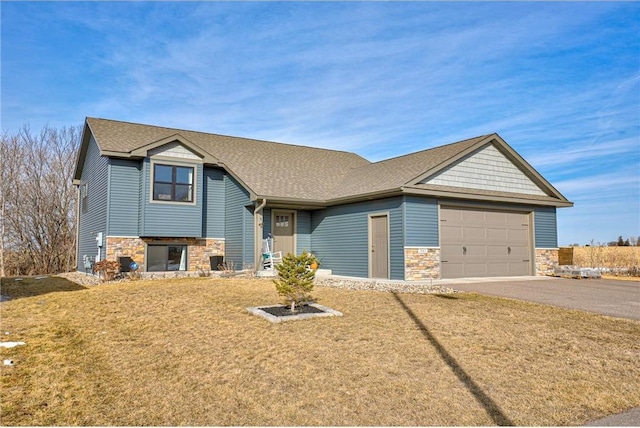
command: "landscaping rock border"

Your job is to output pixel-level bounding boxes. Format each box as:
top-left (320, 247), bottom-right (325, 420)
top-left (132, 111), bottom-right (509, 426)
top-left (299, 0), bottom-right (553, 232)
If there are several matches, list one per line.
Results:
top-left (314, 276), bottom-right (456, 294)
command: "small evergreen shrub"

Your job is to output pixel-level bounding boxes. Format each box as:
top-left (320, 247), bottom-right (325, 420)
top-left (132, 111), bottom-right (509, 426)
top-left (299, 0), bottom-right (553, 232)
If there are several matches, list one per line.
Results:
top-left (273, 251), bottom-right (318, 312)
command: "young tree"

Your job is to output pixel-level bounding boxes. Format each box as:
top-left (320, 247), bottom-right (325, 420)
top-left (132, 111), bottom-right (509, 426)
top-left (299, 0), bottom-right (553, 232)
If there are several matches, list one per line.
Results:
top-left (273, 251), bottom-right (318, 312)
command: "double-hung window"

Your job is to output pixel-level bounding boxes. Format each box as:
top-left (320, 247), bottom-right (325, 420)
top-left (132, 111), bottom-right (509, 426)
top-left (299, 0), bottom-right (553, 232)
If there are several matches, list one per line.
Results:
top-left (153, 164), bottom-right (194, 202)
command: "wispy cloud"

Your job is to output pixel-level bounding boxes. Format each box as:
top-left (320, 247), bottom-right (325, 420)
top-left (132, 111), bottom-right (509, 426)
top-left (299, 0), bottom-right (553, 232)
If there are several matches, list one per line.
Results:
top-left (2, 1), bottom-right (638, 244)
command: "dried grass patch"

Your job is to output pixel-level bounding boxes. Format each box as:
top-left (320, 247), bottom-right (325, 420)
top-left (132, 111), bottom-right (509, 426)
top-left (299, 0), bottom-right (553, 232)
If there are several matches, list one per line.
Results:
top-left (1, 276), bottom-right (639, 426)
top-left (573, 246), bottom-right (640, 275)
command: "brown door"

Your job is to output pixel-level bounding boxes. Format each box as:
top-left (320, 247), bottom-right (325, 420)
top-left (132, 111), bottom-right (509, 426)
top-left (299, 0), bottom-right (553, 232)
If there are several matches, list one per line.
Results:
top-left (370, 214), bottom-right (389, 279)
top-left (440, 207), bottom-right (531, 279)
top-left (273, 211), bottom-right (295, 256)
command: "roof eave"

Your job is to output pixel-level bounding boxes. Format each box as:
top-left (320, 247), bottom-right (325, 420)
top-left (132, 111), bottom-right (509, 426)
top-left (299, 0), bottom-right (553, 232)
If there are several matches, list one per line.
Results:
top-left (325, 189), bottom-right (404, 207)
top-left (402, 186), bottom-right (574, 208)
top-left (72, 120), bottom-right (93, 183)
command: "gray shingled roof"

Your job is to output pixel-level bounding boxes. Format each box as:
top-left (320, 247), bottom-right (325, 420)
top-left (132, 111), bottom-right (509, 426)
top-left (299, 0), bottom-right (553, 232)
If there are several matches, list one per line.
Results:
top-left (82, 117), bottom-right (570, 206)
top-left (86, 117), bottom-right (370, 201)
top-left (328, 136), bottom-right (487, 200)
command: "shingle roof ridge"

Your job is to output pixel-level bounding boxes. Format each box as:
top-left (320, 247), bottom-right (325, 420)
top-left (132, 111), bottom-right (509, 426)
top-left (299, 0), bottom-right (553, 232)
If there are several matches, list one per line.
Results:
top-left (365, 133), bottom-right (492, 166)
top-left (86, 116), bottom-right (366, 157)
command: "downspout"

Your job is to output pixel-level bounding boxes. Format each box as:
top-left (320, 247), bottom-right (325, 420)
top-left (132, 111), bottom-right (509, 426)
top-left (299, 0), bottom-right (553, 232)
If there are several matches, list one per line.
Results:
top-left (253, 198), bottom-right (267, 272)
top-left (74, 183), bottom-right (81, 272)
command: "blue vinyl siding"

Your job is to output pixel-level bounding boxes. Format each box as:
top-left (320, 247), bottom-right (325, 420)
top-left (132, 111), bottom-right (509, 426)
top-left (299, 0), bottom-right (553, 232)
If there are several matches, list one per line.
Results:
top-left (534, 206), bottom-right (558, 248)
top-left (311, 197), bottom-right (404, 279)
top-left (203, 167), bottom-right (225, 238)
top-left (140, 159), bottom-right (203, 237)
top-left (263, 209), bottom-right (272, 239)
top-left (224, 175), bottom-right (253, 267)
top-left (76, 136), bottom-right (109, 270)
top-left (107, 158), bottom-right (141, 236)
top-left (296, 210), bottom-right (312, 254)
top-left (404, 196), bottom-right (439, 247)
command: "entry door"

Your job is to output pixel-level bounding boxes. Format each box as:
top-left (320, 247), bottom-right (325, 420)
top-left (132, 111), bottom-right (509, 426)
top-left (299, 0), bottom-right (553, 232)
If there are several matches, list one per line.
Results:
top-left (273, 211), bottom-right (295, 256)
top-left (370, 214), bottom-right (389, 279)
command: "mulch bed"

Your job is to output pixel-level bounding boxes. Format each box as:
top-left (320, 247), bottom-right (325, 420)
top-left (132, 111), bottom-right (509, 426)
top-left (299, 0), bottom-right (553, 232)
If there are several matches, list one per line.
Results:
top-left (260, 304), bottom-right (325, 317)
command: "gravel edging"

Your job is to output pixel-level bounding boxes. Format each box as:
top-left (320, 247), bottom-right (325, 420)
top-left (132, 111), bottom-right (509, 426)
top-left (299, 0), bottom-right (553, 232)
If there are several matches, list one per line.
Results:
top-left (55, 271), bottom-right (456, 294)
top-left (314, 277), bottom-right (456, 294)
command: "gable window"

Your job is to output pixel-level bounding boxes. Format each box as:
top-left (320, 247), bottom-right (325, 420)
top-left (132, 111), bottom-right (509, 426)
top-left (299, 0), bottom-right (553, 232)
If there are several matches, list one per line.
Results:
top-left (153, 164), bottom-right (194, 202)
top-left (147, 244), bottom-right (187, 271)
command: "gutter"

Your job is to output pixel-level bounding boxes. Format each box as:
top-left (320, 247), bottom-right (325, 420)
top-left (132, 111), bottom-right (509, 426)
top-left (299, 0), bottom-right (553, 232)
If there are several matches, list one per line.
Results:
top-left (253, 198), bottom-right (267, 272)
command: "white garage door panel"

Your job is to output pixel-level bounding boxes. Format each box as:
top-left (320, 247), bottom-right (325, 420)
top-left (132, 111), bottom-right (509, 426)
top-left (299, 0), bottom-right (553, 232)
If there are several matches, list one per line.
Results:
top-left (487, 227), bottom-right (507, 240)
top-left (488, 263), bottom-right (509, 276)
top-left (442, 225), bottom-right (463, 240)
top-left (441, 207), bottom-right (532, 279)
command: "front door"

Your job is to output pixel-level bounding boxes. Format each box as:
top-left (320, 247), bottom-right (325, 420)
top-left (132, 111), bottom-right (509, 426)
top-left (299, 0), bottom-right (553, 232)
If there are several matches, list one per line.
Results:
top-left (272, 210), bottom-right (295, 257)
top-left (370, 214), bottom-right (389, 279)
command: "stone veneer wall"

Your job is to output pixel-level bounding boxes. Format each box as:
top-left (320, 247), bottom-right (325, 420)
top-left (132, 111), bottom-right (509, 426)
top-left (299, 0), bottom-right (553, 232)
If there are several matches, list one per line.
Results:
top-left (105, 236), bottom-right (225, 272)
top-left (404, 247), bottom-right (441, 281)
top-left (535, 248), bottom-right (558, 276)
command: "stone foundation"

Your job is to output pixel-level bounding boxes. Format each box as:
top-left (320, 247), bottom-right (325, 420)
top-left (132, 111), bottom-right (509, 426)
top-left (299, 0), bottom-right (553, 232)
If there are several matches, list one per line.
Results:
top-left (105, 237), bottom-right (146, 268)
top-left (105, 236), bottom-right (225, 272)
top-left (404, 247), bottom-right (441, 281)
top-left (535, 248), bottom-right (559, 276)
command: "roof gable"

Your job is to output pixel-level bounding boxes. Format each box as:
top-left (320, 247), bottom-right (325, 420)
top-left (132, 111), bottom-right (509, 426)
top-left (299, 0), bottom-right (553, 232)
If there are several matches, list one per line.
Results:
top-left (148, 141), bottom-right (202, 160)
top-left (419, 143), bottom-right (548, 196)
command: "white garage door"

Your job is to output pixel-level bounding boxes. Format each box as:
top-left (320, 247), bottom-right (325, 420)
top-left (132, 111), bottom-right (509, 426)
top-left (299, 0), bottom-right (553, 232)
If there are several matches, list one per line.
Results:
top-left (440, 207), bottom-right (532, 278)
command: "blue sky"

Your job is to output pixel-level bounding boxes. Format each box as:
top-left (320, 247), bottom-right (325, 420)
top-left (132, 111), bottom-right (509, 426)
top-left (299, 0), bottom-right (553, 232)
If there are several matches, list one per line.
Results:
top-left (2, 1), bottom-right (639, 246)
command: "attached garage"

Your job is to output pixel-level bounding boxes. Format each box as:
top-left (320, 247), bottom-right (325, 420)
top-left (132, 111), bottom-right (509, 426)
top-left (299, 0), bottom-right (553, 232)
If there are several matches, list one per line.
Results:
top-left (440, 206), bottom-right (532, 278)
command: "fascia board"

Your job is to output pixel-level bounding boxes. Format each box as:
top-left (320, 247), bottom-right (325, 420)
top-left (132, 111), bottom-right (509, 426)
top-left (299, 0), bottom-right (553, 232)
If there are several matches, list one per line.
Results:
top-left (402, 186), bottom-right (574, 207)
top-left (129, 133), bottom-right (220, 164)
top-left (72, 120), bottom-right (93, 182)
top-left (220, 165), bottom-right (258, 201)
top-left (489, 135), bottom-right (571, 203)
top-left (406, 134), bottom-right (496, 186)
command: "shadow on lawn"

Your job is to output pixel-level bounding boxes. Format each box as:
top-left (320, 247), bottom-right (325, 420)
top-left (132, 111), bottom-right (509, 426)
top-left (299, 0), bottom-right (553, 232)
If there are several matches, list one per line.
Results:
top-left (392, 292), bottom-right (514, 426)
top-left (0, 276), bottom-right (87, 301)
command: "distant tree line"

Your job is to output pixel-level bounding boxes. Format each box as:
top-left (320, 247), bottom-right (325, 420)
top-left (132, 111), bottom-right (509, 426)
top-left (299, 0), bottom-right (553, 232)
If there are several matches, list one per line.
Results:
top-left (609, 236), bottom-right (639, 247)
top-left (570, 236), bottom-right (640, 247)
top-left (0, 124), bottom-right (81, 276)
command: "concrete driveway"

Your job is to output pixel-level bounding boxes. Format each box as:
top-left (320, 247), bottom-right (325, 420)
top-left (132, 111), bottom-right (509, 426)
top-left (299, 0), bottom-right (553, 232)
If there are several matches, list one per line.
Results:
top-left (450, 277), bottom-right (640, 320)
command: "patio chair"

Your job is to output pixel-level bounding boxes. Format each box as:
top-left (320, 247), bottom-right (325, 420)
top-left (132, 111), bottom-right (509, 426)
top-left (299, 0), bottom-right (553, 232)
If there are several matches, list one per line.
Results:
top-left (262, 238), bottom-right (282, 270)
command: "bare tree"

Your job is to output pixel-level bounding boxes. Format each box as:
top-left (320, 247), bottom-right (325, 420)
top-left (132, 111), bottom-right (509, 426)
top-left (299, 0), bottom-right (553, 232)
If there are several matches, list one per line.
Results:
top-left (0, 124), bottom-right (80, 276)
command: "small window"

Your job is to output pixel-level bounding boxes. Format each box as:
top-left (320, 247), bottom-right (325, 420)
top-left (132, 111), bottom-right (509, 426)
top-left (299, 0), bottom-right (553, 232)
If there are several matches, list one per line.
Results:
top-left (147, 245), bottom-right (187, 271)
top-left (275, 215), bottom-right (289, 228)
top-left (153, 164), bottom-right (194, 202)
